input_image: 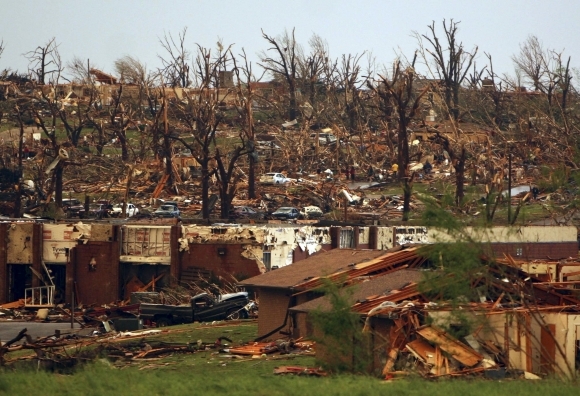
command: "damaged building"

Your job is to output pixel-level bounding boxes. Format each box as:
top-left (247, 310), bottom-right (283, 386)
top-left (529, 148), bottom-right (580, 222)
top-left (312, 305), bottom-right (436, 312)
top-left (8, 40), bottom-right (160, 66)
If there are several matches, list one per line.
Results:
top-left (238, 230), bottom-right (580, 379)
top-left (0, 221), bottom-right (577, 309)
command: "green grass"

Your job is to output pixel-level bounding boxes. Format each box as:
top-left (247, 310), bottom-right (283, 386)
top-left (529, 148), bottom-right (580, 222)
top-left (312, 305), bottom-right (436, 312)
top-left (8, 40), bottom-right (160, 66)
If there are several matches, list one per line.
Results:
top-left (0, 322), bottom-right (577, 395)
top-left (0, 356), bottom-right (576, 396)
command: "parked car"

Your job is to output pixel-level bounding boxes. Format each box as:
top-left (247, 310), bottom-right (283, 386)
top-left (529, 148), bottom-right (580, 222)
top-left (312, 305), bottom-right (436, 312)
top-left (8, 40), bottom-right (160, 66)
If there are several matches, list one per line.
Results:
top-left (154, 204), bottom-right (181, 218)
top-left (62, 198), bottom-right (85, 218)
top-left (230, 206), bottom-right (263, 220)
top-left (300, 206), bottom-right (324, 219)
top-left (259, 173), bottom-right (290, 185)
top-left (271, 207), bottom-right (300, 220)
top-left (139, 292), bottom-right (250, 326)
top-left (309, 132), bottom-right (337, 146)
top-left (255, 141), bottom-right (281, 150)
top-left (111, 203), bottom-right (139, 218)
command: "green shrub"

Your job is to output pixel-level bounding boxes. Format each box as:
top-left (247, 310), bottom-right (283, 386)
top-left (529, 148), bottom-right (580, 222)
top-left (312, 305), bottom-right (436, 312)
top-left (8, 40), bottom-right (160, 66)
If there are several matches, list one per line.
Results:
top-left (308, 279), bottom-right (372, 374)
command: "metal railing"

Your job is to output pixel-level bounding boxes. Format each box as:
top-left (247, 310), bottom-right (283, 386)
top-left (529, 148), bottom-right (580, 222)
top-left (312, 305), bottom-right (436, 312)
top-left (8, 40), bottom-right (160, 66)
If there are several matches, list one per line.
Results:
top-left (24, 285), bottom-right (55, 307)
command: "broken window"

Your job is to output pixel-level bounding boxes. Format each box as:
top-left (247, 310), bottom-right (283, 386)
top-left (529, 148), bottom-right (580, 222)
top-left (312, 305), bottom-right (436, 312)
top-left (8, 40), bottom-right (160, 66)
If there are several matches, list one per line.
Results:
top-left (340, 229), bottom-right (355, 248)
top-left (263, 251), bottom-right (272, 270)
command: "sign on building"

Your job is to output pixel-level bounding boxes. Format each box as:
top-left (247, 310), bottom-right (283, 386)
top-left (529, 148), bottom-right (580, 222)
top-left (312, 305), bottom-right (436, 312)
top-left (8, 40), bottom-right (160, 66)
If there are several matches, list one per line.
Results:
top-left (42, 223), bottom-right (91, 263)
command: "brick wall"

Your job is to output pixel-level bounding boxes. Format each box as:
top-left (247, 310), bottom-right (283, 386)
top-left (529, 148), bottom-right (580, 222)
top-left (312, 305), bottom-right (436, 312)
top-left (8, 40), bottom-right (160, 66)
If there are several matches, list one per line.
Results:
top-left (319, 244), bottom-right (333, 252)
top-left (292, 312), bottom-right (309, 339)
top-left (257, 288), bottom-right (292, 339)
top-left (71, 241), bottom-right (119, 305)
top-left (180, 244), bottom-right (262, 281)
top-left (0, 224), bottom-right (6, 303)
top-left (491, 242), bottom-right (578, 260)
top-left (293, 248), bottom-right (308, 263)
top-left (292, 294), bottom-right (314, 339)
top-left (291, 244), bottom-right (334, 264)
top-left (169, 225), bottom-right (180, 284)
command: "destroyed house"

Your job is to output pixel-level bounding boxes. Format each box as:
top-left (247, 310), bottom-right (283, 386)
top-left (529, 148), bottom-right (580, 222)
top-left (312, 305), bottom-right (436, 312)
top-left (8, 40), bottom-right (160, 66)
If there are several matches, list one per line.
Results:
top-left (285, 256), bottom-right (580, 378)
top-left (239, 247), bottom-right (426, 340)
top-left (0, 222), bottom-right (334, 307)
top-left (289, 268), bottom-right (424, 339)
top-left (0, 221), bottom-right (180, 308)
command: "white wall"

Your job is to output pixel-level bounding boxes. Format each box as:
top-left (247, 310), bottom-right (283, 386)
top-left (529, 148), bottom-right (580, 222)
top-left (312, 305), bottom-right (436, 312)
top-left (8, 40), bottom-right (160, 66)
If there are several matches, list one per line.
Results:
top-left (429, 226), bottom-right (577, 244)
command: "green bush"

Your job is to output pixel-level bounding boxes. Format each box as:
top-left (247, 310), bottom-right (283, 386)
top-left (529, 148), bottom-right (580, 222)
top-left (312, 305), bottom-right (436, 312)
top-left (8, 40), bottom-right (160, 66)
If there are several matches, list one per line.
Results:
top-left (309, 279), bottom-right (372, 374)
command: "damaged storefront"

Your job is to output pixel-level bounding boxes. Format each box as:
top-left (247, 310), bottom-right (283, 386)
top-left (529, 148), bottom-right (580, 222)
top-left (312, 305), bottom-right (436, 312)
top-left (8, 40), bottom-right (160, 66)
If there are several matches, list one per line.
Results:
top-left (120, 225), bottom-right (177, 300)
top-left (179, 225), bottom-right (332, 283)
top-left (4, 222), bottom-right (37, 303)
top-left (263, 226), bottom-right (331, 269)
top-left (42, 223), bottom-right (90, 305)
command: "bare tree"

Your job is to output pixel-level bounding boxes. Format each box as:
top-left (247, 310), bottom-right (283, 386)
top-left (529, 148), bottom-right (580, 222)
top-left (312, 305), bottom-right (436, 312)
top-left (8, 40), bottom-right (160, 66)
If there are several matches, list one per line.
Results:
top-left (114, 55), bottom-right (160, 118)
top-left (115, 55), bottom-right (148, 85)
top-left (108, 85), bottom-right (135, 161)
top-left (417, 20), bottom-right (477, 121)
top-left (158, 28), bottom-right (191, 88)
top-left (337, 53), bottom-right (371, 134)
top-left (233, 49), bottom-right (261, 199)
top-left (172, 44), bottom-right (232, 218)
top-left (511, 36), bottom-right (552, 92)
top-left (67, 56), bottom-right (93, 83)
top-left (369, 54), bottom-right (428, 220)
top-left (28, 93), bottom-right (68, 208)
top-left (259, 28), bottom-right (300, 120)
top-left (297, 34), bottom-right (327, 111)
top-left (24, 38), bottom-right (63, 85)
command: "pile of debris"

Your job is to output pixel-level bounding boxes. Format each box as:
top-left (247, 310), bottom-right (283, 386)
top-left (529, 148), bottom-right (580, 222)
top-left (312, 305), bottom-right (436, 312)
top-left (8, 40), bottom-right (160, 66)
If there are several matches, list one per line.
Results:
top-left (0, 325), bottom-right (237, 370)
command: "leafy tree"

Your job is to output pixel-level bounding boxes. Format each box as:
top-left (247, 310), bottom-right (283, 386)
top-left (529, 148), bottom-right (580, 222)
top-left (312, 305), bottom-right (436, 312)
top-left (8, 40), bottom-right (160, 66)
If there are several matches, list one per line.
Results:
top-left (309, 279), bottom-right (371, 373)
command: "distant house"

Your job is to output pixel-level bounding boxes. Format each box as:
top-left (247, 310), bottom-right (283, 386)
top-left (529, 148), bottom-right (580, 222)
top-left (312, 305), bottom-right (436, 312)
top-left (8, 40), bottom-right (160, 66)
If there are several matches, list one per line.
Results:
top-left (90, 69), bottom-right (118, 85)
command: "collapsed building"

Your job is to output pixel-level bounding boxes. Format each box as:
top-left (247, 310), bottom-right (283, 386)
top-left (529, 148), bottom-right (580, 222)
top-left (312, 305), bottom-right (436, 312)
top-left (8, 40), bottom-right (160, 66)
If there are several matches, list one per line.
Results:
top-left (0, 221), bottom-right (421, 306)
top-left (237, 225), bottom-right (580, 378)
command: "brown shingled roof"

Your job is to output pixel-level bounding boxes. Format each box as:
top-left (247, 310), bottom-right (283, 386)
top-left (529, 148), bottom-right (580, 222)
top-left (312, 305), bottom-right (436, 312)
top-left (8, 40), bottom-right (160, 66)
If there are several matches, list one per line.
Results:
top-left (289, 269), bottom-right (424, 313)
top-left (239, 249), bottom-right (388, 289)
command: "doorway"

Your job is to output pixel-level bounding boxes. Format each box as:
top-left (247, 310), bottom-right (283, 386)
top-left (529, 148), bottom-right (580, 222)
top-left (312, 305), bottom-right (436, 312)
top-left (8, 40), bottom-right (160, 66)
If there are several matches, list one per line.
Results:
top-left (7, 264), bottom-right (32, 302)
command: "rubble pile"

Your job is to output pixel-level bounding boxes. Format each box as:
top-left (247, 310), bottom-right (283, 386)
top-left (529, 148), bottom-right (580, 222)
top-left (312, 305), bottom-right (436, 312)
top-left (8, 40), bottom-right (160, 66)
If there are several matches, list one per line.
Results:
top-left (0, 325), bottom-right (249, 370)
top-left (346, 258), bottom-right (580, 379)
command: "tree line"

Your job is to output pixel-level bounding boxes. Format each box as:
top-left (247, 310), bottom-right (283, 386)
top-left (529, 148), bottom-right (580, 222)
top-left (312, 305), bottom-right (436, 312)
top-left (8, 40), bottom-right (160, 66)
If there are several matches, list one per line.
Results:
top-left (0, 20), bottom-right (578, 221)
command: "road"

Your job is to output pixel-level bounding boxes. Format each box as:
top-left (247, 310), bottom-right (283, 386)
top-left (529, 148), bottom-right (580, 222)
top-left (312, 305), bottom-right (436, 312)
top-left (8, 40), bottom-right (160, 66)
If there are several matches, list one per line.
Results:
top-left (0, 321), bottom-right (81, 344)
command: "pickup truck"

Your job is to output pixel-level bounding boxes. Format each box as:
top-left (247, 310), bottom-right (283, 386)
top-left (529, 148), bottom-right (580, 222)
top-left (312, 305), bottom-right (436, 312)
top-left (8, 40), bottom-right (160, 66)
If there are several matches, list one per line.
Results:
top-left (139, 292), bottom-right (249, 327)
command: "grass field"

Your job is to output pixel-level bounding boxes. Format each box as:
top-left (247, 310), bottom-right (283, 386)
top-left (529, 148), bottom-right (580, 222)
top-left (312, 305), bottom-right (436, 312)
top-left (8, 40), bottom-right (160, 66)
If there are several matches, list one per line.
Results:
top-left (0, 322), bottom-right (577, 396)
